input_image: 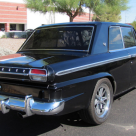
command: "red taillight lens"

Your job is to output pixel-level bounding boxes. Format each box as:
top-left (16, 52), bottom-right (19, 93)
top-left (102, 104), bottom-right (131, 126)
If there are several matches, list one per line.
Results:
top-left (31, 69), bottom-right (46, 75)
top-left (29, 69), bottom-right (47, 82)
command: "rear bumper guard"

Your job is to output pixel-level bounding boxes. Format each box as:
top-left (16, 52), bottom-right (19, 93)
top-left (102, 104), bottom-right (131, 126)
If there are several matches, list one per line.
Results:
top-left (0, 95), bottom-right (64, 117)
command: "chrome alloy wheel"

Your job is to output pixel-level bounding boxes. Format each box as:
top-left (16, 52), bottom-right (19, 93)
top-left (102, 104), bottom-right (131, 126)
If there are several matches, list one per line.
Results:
top-left (94, 83), bottom-right (110, 118)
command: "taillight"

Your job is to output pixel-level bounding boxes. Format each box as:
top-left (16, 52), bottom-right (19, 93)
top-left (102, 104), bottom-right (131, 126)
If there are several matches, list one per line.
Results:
top-left (31, 69), bottom-right (46, 75)
top-left (29, 69), bottom-right (47, 82)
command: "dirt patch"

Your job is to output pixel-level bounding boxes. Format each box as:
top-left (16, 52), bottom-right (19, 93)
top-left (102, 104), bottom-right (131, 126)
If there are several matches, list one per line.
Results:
top-left (0, 38), bottom-right (26, 56)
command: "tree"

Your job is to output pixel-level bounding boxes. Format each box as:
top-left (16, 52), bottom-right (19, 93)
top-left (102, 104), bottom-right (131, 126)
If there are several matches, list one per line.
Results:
top-left (25, 0), bottom-right (129, 22)
top-left (131, 21), bottom-right (136, 30)
top-left (25, 0), bottom-right (86, 22)
top-left (92, 0), bottom-right (129, 22)
top-left (92, 4), bottom-right (122, 22)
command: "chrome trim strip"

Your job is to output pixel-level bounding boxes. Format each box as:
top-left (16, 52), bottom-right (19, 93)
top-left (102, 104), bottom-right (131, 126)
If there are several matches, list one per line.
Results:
top-left (110, 46), bottom-right (136, 52)
top-left (0, 95), bottom-right (65, 116)
top-left (19, 26), bottom-right (94, 53)
top-left (87, 26), bottom-right (94, 53)
top-left (21, 49), bottom-right (88, 52)
top-left (109, 26), bottom-right (120, 28)
top-left (0, 67), bottom-right (30, 76)
top-left (0, 71), bottom-right (28, 76)
top-left (0, 66), bottom-right (30, 69)
top-left (18, 30), bottom-right (35, 51)
top-left (0, 76), bottom-right (29, 81)
top-left (23, 49), bottom-right (87, 52)
top-left (38, 26), bottom-right (94, 29)
top-left (120, 27), bottom-right (125, 49)
top-left (56, 55), bottom-right (131, 76)
top-left (109, 49), bottom-right (125, 52)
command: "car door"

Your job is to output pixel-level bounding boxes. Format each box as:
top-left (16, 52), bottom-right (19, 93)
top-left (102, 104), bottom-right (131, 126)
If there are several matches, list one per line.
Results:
top-left (121, 27), bottom-right (136, 87)
top-left (108, 26), bottom-right (131, 94)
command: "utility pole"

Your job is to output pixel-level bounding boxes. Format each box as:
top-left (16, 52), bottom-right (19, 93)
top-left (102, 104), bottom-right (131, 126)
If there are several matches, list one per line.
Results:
top-left (125, 11), bottom-right (129, 23)
top-left (125, 11), bottom-right (126, 23)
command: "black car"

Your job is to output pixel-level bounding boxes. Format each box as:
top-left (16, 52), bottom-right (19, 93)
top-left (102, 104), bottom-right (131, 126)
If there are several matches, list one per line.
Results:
top-left (0, 22), bottom-right (135, 125)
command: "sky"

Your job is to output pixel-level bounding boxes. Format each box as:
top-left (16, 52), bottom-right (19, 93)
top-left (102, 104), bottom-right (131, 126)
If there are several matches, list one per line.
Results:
top-left (120, 0), bottom-right (136, 23)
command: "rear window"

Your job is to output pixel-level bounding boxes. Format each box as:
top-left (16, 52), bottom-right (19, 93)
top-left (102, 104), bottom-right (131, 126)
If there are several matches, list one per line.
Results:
top-left (21, 27), bottom-right (94, 51)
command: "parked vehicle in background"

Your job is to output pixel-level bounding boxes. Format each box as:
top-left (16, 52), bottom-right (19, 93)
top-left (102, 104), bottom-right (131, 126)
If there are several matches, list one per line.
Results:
top-left (5, 30), bottom-right (34, 39)
top-left (1, 28), bottom-right (5, 31)
top-left (25, 29), bottom-right (33, 32)
top-left (0, 22), bottom-right (135, 125)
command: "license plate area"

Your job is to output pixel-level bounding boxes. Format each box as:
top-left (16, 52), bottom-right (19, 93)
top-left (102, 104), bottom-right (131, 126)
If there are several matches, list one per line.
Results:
top-left (0, 84), bottom-right (49, 99)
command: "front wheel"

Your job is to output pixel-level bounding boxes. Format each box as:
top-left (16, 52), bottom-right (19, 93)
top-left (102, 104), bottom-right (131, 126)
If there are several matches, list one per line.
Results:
top-left (79, 78), bottom-right (113, 125)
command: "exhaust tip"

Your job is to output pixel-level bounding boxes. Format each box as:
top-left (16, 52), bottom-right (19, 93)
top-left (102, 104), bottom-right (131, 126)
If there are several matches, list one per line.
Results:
top-left (17, 112), bottom-right (27, 119)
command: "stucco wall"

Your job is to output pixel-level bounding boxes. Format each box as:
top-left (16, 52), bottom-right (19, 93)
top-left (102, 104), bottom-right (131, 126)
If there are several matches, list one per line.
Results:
top-left (27, 10), bottom-right (70, 29)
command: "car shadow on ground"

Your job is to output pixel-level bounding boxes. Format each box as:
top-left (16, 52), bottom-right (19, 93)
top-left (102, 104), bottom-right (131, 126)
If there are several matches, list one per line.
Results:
top-left (0, 88), bottom-right (134, 136)
top-left (0, 111), bottom-right (92, 136)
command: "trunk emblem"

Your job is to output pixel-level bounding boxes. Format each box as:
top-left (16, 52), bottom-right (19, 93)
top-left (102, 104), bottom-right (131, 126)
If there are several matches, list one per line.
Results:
top-left (9, 68), bottom-right (11, 72)
top-left (23, 70), bottom-right (25, 73)
top-left (2, 68), bottom-right (4, 71)
top-left (16, 69), bottom-right (18, 72)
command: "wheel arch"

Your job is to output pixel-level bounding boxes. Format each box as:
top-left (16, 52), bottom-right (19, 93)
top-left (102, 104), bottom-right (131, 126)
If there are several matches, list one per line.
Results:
top-left (105, 76), bottom-right (116, 95)
top-left (79, 75), bottom-right (114, 125)
top-left (88, 72), bottom-right (116, 95)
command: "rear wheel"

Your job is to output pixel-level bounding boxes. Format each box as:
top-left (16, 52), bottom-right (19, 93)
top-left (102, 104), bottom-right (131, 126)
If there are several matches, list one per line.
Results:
top-left (79, 78), bottom-right (113, 125)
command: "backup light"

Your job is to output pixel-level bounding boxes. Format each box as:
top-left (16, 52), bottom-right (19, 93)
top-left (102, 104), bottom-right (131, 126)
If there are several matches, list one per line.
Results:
top-left (29, 69), bottom-right (47, 82)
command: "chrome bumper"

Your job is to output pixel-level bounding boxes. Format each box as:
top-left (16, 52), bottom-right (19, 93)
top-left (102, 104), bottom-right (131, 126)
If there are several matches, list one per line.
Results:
top-left (0, 95), bottom-right (64, 117)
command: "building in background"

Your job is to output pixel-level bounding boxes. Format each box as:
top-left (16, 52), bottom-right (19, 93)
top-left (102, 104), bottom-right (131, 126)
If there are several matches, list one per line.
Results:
top-left (0, 0), bottom-right (27, 32)
top-left (0, 0), bottom-right (94, 32)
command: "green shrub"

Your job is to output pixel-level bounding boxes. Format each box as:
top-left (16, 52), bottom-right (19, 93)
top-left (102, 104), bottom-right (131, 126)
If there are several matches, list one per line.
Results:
top-left (1, 35), bottom-right (7, 38)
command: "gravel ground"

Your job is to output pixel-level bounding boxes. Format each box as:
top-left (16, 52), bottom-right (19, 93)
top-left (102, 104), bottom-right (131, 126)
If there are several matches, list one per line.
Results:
top-left (0, 38), bottom-right (26, 56)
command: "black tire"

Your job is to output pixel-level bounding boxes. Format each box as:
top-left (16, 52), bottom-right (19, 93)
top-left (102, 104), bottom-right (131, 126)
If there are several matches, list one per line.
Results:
top-left (79, 78), bottom-right (113, 125)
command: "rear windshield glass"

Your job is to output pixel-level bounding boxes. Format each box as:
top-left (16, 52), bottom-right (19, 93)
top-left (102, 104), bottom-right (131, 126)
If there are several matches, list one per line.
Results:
top-left (21, 27), bottom-right (94, 51)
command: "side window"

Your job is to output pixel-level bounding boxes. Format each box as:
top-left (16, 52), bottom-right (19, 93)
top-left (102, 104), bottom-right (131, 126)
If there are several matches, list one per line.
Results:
top-left (132, 28), bottom-right (136, 44)
top-left (121, 27), bottom-right (136, 48)
top-left (109, 27), bottom-right (123, 50)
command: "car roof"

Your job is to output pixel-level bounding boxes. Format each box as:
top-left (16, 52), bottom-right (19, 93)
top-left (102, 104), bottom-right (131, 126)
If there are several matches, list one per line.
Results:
top-left (37, 22), bottom-right (132, 29)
